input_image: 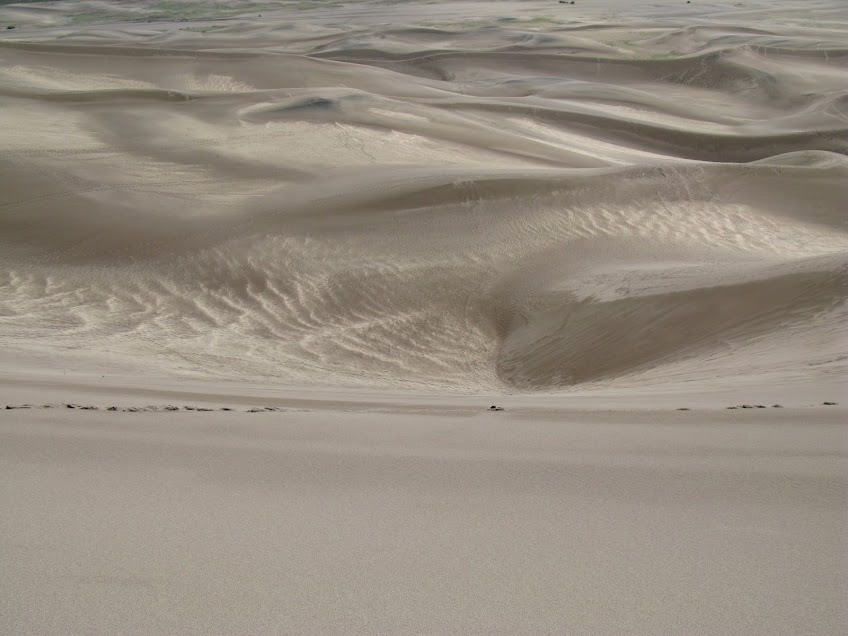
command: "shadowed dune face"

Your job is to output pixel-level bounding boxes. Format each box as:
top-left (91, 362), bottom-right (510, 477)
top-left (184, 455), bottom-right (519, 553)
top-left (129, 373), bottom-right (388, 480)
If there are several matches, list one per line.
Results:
top-left (0, 0), bottom-right (846, 391)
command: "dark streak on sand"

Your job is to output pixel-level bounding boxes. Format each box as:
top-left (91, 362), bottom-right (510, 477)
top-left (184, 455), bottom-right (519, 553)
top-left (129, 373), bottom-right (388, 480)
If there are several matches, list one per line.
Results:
top-left (2, 402), bottom-right (843, 414)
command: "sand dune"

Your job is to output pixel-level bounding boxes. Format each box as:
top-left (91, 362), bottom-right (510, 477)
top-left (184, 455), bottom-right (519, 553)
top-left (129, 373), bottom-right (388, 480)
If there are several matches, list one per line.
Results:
top-left (0, 4), bottom-right (846, 630)
top-left (1, 132), bottom-right (845, 389)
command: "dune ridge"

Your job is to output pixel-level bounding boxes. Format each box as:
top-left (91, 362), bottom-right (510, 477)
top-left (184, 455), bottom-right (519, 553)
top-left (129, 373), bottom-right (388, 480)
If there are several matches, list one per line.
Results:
top-left (0, 0), bottom-right (846, 394)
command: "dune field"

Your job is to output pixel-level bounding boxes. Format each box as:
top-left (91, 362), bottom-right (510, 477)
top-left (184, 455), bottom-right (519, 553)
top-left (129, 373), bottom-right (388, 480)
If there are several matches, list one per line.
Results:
top-left (1, 0), bottom-right (846, 633)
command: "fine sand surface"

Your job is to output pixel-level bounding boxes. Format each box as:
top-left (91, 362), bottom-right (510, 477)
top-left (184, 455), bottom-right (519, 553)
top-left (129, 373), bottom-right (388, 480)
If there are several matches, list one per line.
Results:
top-left (0, 405), bottom-right (846, 635)
top-left (1, 0), bottom-right (847, 633)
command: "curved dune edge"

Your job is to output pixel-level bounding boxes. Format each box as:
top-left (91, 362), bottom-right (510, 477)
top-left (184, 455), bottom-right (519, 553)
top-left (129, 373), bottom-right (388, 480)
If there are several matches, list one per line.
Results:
top-left (495, 264), bottom-right (847, 389)
top-left (0, 0), bottom-right (846, 394)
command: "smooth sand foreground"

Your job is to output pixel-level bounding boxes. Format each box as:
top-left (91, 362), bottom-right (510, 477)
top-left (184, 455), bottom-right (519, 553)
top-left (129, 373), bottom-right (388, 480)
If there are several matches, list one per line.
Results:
top-left (2, 403), bottom-right (846, 635)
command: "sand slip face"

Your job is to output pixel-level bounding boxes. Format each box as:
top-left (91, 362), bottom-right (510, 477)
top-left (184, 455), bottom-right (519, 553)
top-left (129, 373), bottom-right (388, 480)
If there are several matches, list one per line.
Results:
top-left (0, 0), bottom-right (846, 393)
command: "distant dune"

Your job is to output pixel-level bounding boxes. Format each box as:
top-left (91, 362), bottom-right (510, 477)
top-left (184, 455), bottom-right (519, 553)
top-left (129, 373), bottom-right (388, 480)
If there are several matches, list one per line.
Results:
top-left (1, 0), bottom-right (846, 395)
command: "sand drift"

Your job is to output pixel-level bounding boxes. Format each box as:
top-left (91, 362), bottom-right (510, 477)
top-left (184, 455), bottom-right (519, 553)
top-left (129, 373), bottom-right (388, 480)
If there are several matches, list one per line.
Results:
top-left (0, 0), bottom-right (846, 392)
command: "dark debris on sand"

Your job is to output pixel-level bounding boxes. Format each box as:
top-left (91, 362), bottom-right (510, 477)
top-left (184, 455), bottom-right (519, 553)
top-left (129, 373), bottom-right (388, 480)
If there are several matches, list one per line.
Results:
top-left (4, 401), bottom-right (838, 414)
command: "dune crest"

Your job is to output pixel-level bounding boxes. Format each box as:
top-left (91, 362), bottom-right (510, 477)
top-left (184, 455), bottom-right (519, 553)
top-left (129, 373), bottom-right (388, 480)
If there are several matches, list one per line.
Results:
top-left (0, 0), bottom-right (845, 394)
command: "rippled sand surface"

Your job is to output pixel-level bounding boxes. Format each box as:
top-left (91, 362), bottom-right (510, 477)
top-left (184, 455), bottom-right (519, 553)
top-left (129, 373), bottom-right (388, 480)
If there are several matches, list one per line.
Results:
top-left (1, 0), bottom-right (846, 633)
top-left (1, 0), bottom-right (846, 393)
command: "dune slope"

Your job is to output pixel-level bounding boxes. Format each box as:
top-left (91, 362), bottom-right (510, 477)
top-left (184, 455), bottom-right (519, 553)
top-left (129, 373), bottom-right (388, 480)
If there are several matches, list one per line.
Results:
top-left (0, 0), bottom-right (846, 394)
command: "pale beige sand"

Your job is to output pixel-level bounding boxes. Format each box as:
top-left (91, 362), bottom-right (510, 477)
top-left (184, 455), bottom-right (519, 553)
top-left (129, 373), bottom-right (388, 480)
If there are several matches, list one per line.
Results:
top-left (2, 404), bottom-right (847, 635)
top-left (0, 0), bottom-right (847, 632)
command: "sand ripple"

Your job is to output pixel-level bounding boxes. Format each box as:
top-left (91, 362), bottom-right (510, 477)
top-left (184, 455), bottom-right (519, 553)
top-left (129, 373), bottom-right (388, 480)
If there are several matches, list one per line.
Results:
top-left (0, 0), bottom-right (846, 391)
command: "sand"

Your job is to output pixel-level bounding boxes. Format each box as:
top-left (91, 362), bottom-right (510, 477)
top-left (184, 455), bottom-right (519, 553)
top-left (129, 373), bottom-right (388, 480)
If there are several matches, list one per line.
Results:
top-left (2, 405), bottom-right (846, 635)
top-left (0, 0), bottom-right (846, 633)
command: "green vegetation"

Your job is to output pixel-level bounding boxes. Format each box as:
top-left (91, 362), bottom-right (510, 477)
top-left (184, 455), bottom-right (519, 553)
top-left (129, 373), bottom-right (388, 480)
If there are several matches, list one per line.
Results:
top-left (524, 16), bottom-right (562, 25)
top-left (0, 0), bottom-right (54, 5)
top-left (180, 25), bottom-right (229, 33)
top-left (424, 15), bottom-right (563, 30)
top-left (649, 50), bottom-right (683, 59)
top-left (144, 1), bottom-right (288, 20)
top-left (71, 12), bottom-right (113, 24)
top-left (603, 32), bottom-right (656, 47)
top-left (63, 0), bottom-right (342, 25)
top-left (289, 0), bottom-right (343, 9)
